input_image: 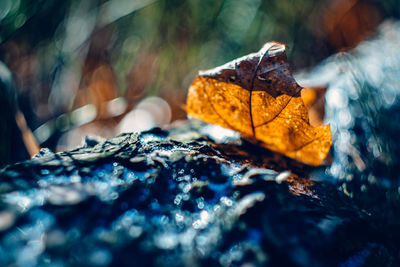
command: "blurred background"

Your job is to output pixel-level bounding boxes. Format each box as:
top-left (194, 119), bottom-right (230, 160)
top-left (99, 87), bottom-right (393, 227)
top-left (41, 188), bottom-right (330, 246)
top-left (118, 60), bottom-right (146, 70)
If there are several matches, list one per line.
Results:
top-left (0, 0), bottom-right (400, 166)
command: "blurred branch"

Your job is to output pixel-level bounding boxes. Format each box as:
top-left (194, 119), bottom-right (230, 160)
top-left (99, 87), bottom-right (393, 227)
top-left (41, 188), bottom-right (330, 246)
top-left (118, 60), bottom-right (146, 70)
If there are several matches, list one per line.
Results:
top-left (15, 110), bottom-right (40, 157)
top-left (97, 0), bottom-right (158, 28)
top-left (0, 0), bottom-right (57, 45)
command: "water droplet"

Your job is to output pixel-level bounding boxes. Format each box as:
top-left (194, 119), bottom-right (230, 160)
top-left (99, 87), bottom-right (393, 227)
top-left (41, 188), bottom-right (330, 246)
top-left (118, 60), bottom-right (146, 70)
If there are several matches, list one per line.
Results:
top-left (220, 196), bottom-right (233, 207)
top-left (41, 169), bottom-right (50, 175)
top-left (88, 249), bottom-right (112, 266)
top-left (175, 213), bottom-right (184, 222)
top-left (154, 233), bottom-right (178, 250)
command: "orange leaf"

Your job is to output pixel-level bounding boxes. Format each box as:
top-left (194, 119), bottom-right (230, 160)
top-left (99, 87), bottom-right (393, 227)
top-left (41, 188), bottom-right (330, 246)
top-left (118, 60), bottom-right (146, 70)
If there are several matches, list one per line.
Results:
top-left (187, 42), bottom-right (332, 166)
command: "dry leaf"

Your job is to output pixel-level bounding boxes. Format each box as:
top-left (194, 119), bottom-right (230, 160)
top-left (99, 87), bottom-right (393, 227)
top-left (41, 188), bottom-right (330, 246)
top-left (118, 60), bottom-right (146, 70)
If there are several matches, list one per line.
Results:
top-left (186, 42), bottom-right (332, 166)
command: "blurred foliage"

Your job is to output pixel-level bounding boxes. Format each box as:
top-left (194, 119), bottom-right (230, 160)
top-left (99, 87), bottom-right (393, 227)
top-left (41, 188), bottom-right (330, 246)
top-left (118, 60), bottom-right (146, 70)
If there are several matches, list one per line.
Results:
top-left (0, 0), bottom-right (399, 164)
top-left (0, 61), bottom-right (29, 166)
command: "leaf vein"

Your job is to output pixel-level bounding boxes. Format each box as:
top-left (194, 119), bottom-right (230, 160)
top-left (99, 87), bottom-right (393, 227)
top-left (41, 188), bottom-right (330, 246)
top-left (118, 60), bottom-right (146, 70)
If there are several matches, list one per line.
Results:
top-left (254, 96), bottom-right (293, 128)
top-left (201, 79), bottom-right (240, 133)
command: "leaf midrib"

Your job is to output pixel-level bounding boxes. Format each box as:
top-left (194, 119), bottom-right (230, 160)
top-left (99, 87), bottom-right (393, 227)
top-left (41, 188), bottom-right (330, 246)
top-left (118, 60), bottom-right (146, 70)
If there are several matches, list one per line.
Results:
top-left (249, 49), bottom-right (270, 138)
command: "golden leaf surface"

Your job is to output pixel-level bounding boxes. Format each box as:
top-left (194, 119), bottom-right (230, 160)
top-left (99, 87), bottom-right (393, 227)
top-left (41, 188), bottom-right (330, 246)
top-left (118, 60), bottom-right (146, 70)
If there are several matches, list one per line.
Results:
top-left (186, 42), bottom-right (332, 166)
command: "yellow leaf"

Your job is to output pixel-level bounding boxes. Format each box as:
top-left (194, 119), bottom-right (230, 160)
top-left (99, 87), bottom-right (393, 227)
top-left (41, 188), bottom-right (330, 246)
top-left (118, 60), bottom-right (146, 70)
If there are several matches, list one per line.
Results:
top-left (187, 42), bottom-right (332, 166)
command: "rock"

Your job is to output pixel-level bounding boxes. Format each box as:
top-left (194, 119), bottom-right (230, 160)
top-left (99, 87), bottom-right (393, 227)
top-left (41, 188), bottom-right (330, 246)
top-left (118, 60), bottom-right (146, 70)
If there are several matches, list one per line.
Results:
top-left (298, 21), bottom-right (400, 253)
top-left (0, 121), bottom-right (397, 266)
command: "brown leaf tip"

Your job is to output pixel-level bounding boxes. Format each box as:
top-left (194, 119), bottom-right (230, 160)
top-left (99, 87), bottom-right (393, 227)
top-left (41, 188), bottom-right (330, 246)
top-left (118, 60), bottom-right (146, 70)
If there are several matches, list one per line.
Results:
top-left (199, 42), bottom-right (299, 97)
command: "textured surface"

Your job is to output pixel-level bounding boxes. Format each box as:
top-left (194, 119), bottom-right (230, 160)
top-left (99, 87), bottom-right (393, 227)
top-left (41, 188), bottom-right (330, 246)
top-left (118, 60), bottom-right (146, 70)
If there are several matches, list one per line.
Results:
top-left (0, 121), bottom-right (396, 266)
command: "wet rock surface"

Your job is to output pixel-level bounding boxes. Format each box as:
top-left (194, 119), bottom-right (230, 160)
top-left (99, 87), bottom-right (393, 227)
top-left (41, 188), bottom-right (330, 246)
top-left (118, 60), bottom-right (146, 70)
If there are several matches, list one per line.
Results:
top-left (0, 121), bottom-right (398, 267)
top-left (3, 20), bottom-right (400, 267)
